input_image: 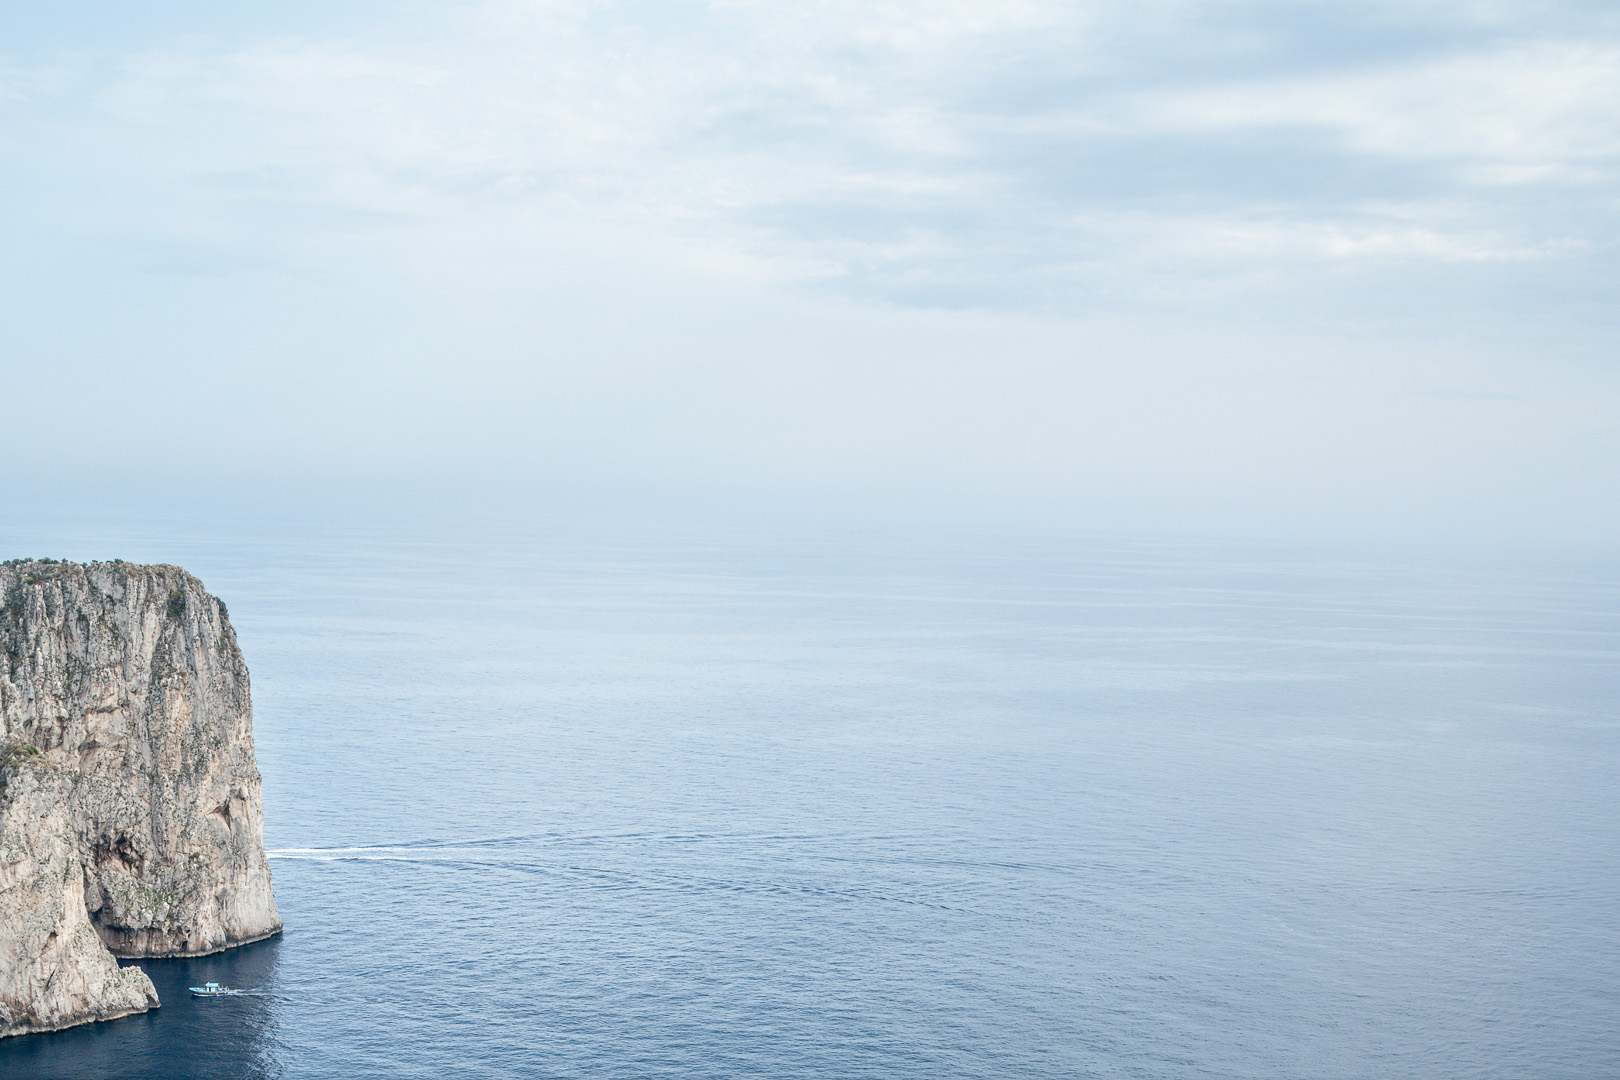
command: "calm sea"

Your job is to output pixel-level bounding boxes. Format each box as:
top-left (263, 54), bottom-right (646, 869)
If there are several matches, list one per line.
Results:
top-left (1, 511), bottom-right (1617, 1078)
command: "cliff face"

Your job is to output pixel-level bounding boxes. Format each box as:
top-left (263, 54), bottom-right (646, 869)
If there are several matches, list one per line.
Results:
top-left (0, 560), bottom-right (281, 1038)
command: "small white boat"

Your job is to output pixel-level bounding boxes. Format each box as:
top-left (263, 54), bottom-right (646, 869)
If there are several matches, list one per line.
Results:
top-left (189, 982), bottom-right (233, 997)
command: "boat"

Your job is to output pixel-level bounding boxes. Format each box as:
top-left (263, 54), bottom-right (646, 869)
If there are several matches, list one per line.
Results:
top-left (189, 982), bottom-right (233, 997)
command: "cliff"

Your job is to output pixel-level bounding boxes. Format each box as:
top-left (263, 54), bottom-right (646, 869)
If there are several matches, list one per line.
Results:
top-left (0, 559), bottom-right (281, 1038)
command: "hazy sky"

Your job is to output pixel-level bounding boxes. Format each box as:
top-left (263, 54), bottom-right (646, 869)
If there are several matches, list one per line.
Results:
top-left (2, 1), bottom-right (1617, 537)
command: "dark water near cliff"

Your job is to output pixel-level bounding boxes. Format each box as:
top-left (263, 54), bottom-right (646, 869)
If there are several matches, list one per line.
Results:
top-left (2, 513), bottom-right (1618, 1078)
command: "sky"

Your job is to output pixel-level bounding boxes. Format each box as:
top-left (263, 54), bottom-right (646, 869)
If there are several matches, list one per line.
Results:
top-left (1, 0), bottom-right (1617, 540)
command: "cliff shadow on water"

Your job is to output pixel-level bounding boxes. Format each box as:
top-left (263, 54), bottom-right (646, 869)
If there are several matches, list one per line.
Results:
top-left (0, 559), bottom-right (281, 1040)
top-left (0, 935), bottom-right (285, 1080)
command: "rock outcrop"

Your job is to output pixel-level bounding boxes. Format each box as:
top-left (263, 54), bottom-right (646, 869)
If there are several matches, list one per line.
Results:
top-left (0, 560), bottom-right (280, 1038)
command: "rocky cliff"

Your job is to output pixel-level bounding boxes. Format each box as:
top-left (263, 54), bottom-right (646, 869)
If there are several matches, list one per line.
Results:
top-left (0, 559), bottom-right (281, 1038)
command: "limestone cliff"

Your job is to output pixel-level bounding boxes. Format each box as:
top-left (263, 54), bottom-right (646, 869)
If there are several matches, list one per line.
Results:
top-left (0, 559), bottom-right (281, 1038)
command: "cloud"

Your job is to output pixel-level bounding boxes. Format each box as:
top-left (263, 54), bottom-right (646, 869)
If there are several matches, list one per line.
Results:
top-left (1130, 42), bottom-right (1620, 184)
top-left (0, 0), bottom-right (1616, 533)
top-left (5, 1), bottom-right (1613, 319)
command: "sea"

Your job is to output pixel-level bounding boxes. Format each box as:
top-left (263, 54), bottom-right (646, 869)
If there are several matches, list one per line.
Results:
top-left (1, 507), bottom-right (1616, 1078)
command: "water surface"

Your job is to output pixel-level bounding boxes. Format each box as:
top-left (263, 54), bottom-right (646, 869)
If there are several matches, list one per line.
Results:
top-left (2, 518), bottom-right (1616, 1077)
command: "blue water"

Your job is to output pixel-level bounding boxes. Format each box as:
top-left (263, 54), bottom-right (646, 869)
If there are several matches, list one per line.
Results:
top-left (2, 515), bottom-right (1617, 1078)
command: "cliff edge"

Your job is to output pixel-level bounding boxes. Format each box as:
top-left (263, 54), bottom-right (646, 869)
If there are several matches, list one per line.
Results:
top-left (0, 559), bottom-right (281, 1038)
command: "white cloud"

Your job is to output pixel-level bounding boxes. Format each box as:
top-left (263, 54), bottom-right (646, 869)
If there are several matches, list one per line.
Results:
top-left (11, 0), bottom-right (1609, 308)
top-left (1132, 42), bottom-right (1620, 184)
top-left (0, 0), bottom-right (1616, 533)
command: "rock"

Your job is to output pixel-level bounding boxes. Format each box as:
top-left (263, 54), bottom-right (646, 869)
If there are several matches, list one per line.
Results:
top-left (0, 560), bottom-right (281, 1038)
